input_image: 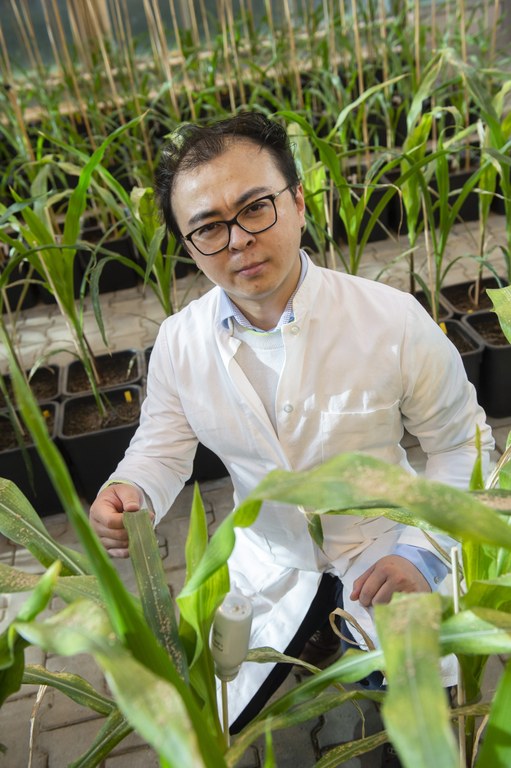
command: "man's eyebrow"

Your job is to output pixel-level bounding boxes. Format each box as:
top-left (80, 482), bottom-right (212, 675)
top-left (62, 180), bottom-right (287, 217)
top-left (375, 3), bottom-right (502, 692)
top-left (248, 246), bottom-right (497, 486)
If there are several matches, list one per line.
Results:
top-left (187, 186), bottom-right (270, 228)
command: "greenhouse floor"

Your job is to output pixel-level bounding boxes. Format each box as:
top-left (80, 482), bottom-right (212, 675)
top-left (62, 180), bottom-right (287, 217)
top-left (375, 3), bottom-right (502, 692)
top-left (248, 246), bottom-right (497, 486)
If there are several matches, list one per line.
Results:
top-left (2, 213), bottom-right (511, 767)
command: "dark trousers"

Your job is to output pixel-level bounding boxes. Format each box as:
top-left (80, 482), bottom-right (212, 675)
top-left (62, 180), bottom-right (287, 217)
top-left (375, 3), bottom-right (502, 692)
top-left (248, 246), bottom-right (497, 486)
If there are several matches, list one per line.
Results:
top-left (230, 573), bottom-right (384, 734)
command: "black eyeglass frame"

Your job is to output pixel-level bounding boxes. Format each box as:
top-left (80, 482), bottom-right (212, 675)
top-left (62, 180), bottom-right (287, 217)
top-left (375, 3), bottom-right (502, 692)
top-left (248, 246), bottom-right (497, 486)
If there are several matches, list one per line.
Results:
top-left (182, 184), bottom-right (293, 256)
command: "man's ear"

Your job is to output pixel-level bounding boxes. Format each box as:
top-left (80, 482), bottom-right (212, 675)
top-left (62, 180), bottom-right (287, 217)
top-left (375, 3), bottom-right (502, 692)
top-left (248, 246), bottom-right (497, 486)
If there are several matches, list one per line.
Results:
top-left (294, 183), bottom-right (306, 228)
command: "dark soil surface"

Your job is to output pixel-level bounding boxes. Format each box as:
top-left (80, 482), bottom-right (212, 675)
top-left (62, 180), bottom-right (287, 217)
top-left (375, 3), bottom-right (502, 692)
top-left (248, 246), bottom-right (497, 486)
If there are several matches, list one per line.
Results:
top-left (66, 351), bottom-right (140, 394)
top-left (0, 406), bottom-right (55, 452)
top-left (62, 391), bottom-right (140, 436)
top-left (468, 314), bottom-right (508, 346)
top-left (445, 324), bottom-right (478, 354)
top-left (0, 366), bottom-right (60, 408)
top-left (441, 277), bottom-right (505, 314)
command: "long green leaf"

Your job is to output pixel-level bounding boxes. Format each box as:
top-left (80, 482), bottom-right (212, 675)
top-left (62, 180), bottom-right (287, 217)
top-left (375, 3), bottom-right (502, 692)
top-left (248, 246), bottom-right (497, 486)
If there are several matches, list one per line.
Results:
top-left (0, 561), bottom-right (60, 706)
top-left (376, 593), bottom-right (458, 768)
top-left (441, 607), bottom-right (511, 654)
top-left (235, 454), bottom-right (511, 549)
top-left (125, 509), bottom-right (188, 681)
top-left (23, 664), bottom-right (115, 716)
top-left (0, 479), bottom-right (91, 576)
top-left (0, 562), bottom-right (101, 604)
top-left (177, 485), bottom-right (228, 742)
top-left (488, 285), bottom-right (511, 343)
top-left (69, 709), bottom-right (133, 768)
top-left (475, 658), bottom-right (511, 767)
top-left (15, 599), bottom-right (226, 768)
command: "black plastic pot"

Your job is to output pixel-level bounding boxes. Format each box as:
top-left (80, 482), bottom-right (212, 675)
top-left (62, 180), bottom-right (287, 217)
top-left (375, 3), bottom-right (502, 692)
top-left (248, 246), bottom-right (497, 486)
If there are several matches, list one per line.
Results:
top-left (440, 276), bottom-right (508, 319)
top-left (57, 384), bottom-right (142, 503)
top-left (444, 319), bottom-right (484, 392)
top-left (413, 291), bottom-right (453, 322)
top-left (0, 402), bottom-right (64, 516)
top-left (78, 229), bottom-right (139, 294)
top-left (0, 364), bottom-right (62, 409)
top-left (1, 259), bottom-right (39, 312)
top-left (334, 167), bottom-right (393, 244)
top-left (62, 350), bottom-right (143, 397)
top-left (462, 311), bottom-right (511, 417)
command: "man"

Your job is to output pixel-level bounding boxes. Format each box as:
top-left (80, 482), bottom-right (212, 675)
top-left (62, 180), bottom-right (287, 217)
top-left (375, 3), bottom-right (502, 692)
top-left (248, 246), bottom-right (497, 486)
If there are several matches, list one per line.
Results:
top-left (90, 112), bottom-right (493, 749)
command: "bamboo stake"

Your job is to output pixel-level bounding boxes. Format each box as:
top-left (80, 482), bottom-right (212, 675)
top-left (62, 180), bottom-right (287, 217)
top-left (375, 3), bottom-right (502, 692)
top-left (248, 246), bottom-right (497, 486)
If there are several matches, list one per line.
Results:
top-left (0, 22), bottom-right (35, 161)
top-left (112, 0), bottom-right (154, 172)
top-left (323, 0), bottom-right (336, 76)
top-left (184, 0), bottom-right (201, 49)
top-left (84, 0), bottom-right (126, 126)
top-left (490, 0), bottom-right (500, 65)
top-left (19, 0), bottom-right (45, 73)
top-left (217, 0), bottom-right (236, 112)
top-left (337, 0), bottom-right (349, 75)
top-left (9, 0), bottom-right (39, 75)
top-left (413, 0), bottom-right (421, 84)
top-left (225, 0), bottom-right (247, 105)
top-left (238, 0), bottom-right (253, 53)
top-left (169, 0), bottom-right (197, 119)
top-left (282, 0), bottom-right (304, 109)
top-left (458, 0), bottom-right (471, 171)
top-left (198, 0), bottom-right (212, 50)
top-left (44, 0), bottom-right (96, 146)
top-left (430, 0), bottom-right (437, 147)
top-left (142, 0), bottom-right (181, 119)
top-left (378, 0), bottom-right (392, 150)
top-left (351, 0), bottom-right (370, 169)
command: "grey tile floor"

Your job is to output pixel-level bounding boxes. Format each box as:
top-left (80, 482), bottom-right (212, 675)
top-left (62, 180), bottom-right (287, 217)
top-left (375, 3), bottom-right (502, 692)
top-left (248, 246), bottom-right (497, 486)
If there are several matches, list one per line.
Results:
top-left (1, 213), bottom-right (510, 766)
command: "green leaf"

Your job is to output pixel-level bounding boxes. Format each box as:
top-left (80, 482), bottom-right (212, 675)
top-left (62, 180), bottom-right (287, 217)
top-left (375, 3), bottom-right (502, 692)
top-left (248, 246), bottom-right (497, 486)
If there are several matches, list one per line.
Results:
top-left (124, 509), bottom-right (188, 681)
top-left (236, 453), bottom-right (511, 550)
top-left (0, 562), bottom-right (101, 604)
top-left (441, 607), bottom-right (511, 655)
top-left (0, 479), bottom-right (91, 576)
top-left (177, 485), bottom-right (228, 740)
top-left (0, 561), bottom-right (61, 706)
top-left (475, 658), bottom-right (511, 768)
top-left (23, 664), bottom-right (115, 716)
top-left (375, 593), bottom-right (458, 768)
top-left (68, 708), bottom-right (133, 768)
top-left (487, 285), bottom-right (511, 344)
top-left (15, 599), bottom-right (225, 767)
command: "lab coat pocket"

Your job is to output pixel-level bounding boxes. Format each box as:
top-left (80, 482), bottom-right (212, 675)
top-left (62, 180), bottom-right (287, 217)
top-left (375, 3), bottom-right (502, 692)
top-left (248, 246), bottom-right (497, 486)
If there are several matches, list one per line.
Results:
top-left (320, 402), bottom-right (401, 462)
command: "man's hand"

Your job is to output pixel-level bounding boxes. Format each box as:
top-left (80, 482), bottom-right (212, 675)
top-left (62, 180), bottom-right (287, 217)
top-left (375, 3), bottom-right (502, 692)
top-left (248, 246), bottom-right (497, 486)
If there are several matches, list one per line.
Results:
top-left (89, 483), bottom-right (148, 558)
top-left (350, 555), bottom-right (431, 607)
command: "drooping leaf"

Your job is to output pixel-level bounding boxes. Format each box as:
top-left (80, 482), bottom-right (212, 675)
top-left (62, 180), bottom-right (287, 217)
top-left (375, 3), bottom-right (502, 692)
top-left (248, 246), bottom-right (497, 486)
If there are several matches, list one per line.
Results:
top-left (124, 509), bottom-right (188, 681)
top-left (15, 599), bottom-right (226, 767)
top-left (236, 453), bottom-right (511, 549)
top-left (475, 658), bottom-right (511, 768)
top-left (375, 593), bottom-right (458, 768)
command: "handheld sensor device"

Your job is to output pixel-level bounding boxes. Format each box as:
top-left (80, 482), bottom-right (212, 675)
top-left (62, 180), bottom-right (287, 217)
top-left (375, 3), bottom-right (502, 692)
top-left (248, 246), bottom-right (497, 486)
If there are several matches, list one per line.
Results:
top-left (211, 592), bottom-right (253, 742)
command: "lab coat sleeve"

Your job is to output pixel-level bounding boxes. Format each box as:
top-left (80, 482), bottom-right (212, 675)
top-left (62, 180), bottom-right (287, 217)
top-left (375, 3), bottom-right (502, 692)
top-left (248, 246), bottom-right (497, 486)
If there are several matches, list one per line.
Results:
top-left (400, 298), bottom-right (493, 486)
top-left (109, 323), bottom-right (199, 524)
top-left (395, 298), bottom-right (494, 557)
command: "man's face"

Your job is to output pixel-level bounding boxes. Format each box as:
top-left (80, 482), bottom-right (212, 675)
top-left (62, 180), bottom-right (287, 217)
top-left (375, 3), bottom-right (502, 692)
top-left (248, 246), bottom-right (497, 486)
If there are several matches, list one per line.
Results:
top-left (171, 140), bottom-right (306, 327)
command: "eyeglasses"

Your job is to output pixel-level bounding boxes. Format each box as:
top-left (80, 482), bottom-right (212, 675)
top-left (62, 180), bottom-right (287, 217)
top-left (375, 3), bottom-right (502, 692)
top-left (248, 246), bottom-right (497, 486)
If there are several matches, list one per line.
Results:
top-left (183, 185), bottom-right (292, 256)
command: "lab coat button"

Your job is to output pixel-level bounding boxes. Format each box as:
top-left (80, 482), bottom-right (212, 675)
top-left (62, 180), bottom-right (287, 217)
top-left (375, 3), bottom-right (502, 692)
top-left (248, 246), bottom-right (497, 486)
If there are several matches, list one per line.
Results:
top-left (283, 403), bottom-right (294, 413)
top-left (290, 325), bottom-right (300, 335)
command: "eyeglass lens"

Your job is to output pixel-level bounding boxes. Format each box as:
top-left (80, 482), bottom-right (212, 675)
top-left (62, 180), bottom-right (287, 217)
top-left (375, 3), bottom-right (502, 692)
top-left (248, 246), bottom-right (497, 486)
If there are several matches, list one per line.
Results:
top-left (191, 197), bottom-right (277, 254)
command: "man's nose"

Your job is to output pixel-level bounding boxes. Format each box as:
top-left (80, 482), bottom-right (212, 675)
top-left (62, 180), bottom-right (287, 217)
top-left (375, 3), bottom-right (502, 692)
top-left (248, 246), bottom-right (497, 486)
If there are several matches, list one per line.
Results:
top-left (228, 222), bottom-right (255, 250)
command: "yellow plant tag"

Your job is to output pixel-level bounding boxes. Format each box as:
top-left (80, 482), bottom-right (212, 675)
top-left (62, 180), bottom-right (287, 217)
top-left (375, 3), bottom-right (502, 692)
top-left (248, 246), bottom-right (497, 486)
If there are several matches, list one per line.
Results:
top-left (124, 390), bottom-right (132, 403)
top-left (439, 322), bottom-right (448, 334)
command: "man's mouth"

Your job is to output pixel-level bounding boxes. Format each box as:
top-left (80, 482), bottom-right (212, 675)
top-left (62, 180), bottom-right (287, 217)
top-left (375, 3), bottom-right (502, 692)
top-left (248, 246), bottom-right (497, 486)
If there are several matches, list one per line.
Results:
top-left (236, 261), bottom-right (267, 277)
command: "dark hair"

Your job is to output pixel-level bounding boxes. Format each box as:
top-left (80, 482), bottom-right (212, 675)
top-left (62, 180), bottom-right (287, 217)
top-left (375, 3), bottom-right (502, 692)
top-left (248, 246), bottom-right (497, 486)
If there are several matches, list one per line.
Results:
top-left (154, 112), bottom-right (300, 239)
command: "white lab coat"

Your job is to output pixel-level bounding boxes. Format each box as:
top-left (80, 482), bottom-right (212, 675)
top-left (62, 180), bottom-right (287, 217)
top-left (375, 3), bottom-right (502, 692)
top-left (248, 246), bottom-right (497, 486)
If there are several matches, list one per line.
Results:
top-left (112, 257), bottom-right (493, 720)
